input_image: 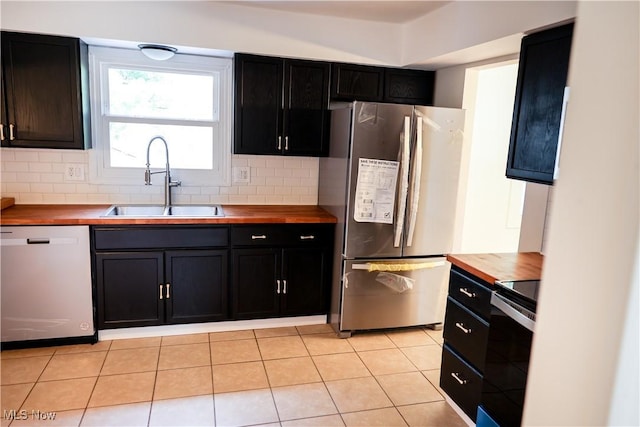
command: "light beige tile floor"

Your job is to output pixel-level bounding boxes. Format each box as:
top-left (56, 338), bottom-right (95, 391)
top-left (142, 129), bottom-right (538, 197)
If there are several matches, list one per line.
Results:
top-left (0, 325), bottom-right (466, 427)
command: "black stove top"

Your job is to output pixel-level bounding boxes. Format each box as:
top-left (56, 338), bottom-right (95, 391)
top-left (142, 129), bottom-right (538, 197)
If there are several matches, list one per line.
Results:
top-left (494, 279), bottom-right (541, 308)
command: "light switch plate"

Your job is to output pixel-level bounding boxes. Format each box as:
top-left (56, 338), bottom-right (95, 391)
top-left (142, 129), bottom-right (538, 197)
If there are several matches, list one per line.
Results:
top-left (233, 166), bottom-right (250, 184)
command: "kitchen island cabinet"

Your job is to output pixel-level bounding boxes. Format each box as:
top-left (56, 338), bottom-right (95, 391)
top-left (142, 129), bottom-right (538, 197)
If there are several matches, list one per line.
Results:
top-left (93, 226), bottom-right (229, 329)
top-left (441, 252), bottom-right (543, 421)
top-left (231, 224), bottom-right (333, 319)
top-left (0, 31), bottom-right (90, 149)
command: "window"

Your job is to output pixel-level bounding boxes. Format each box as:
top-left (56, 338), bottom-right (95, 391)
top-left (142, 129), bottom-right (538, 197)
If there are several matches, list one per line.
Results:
top-left (89, 46), bottom-right (232, 185)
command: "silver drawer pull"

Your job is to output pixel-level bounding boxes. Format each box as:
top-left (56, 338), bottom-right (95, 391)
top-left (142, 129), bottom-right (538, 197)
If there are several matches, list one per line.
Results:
top-left (283, 279), bottom-right (287, 294)
top-left (455, 322), bottom-right (472, 334)
top-left (300, 235), bottom-right (315, 240)
top-left (459, 288), bottom-right (476, 298)
top-left (277, 136), bottom-right (282, 150)
top-left (159, 284), bottom-right (164, 300)
top-left (0, 124), bottom-right (4, 141)
top-left (251, 235), bottom-right (267, 240)
top-left (276, 279), bottom-right (281, 294)
top-left (166, 283), bottom-right (170, 299)
top-left (451, 372), bottom-right (467, 385)
top-left (9, 124), bottom-right (15, 141)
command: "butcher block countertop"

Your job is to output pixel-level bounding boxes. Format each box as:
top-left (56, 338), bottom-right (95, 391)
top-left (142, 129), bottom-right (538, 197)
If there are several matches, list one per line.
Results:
top-left (447, 252), bottom-right (544, 284)
top-left (0, 204), bottom-right (337, 225)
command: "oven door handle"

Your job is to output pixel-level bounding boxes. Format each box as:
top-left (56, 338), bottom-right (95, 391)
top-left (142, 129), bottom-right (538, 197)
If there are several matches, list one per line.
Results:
top-left (491, 292), bottom-right (536, 332)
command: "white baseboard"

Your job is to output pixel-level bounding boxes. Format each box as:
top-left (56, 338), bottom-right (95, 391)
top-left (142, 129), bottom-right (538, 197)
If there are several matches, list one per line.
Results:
top-left (98, 315), bottom-right (328, 341)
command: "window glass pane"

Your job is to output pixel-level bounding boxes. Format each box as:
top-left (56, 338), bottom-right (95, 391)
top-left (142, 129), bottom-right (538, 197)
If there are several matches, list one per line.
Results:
top-left (109, 122), bottom-right (214, 170)
top-left (107, 68), bottom-right (216, 121)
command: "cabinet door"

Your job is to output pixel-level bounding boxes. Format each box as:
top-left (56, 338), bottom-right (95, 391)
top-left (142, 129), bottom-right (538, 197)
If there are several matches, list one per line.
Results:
top-left (232, 248), bottom-right (281, 319)
top-left (506, 23), bottom-right (574, 184)
top-left (330, 63), bottom-right (384, 102)
top-left (280, 247), bottom-right (329, 316)
top-left (284, 60), bottom-right (330, 157)
top-left (95, 252), bottom-right (164, 329)
top-left (234, 54), bottom-right (283, 155)
top-left (165, 250), bottom-right (229, 324)
top-left (383, 68), bottom-right (434, 105)
top-left (1, 31), bottom-right (88, 149)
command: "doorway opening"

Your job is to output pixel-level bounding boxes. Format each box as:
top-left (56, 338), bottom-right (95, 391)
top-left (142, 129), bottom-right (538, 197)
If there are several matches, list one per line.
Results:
top-left (457, 61), bottom-right (524, 253)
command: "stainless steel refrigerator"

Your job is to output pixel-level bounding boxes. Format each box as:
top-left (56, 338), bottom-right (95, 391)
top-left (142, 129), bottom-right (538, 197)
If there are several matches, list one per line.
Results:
top-left (319, 101), bottom-right (465, 336)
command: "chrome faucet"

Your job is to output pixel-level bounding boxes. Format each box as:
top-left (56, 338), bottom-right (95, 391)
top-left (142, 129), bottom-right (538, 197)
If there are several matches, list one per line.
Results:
top-left (144, 136), bottom-right (181, 207)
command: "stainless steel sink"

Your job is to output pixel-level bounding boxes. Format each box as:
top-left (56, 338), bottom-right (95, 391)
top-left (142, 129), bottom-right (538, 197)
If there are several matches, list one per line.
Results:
top-left (103, 205), bottom-right (224, 217)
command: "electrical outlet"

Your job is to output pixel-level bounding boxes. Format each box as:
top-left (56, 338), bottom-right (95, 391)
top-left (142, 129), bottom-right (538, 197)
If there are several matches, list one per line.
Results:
top-left (64, 164), bottom-right (85, 181)
top-left (233, 166), bottom-right (250, 184)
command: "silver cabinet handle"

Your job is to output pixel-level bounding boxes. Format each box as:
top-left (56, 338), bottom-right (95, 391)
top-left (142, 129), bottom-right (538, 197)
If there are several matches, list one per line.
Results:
top-left (276, 279), bottom-right (281, 294)
top-left (284, 136), bottom-right (289, 151)
top-left (9, 124), bottom-right (15, 141)
top-left (459, 288), bottom-right (476, 298)
top-left (455, 322), bottom-right (471, 334)
top-left (251, 235), bottom-right (267, 240)
top-left (166, 283), bottom-right (170, 299)
top-left (0, 124), bottom-right (4, 141)
top-left (159, 284), bottom-right (164, 300)
top-left (451, 372), bottom-right (467, 385)
top-left (300, 235), bottom-right (315, 240)
top-left (277, 136), bottom-right (282, 150)
top-left (283, 279), bottom-right (287, 294)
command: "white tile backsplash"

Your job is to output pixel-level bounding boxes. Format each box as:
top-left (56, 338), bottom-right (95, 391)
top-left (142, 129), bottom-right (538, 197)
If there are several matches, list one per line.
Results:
top-left (0, 149), bottom-right (320, 205)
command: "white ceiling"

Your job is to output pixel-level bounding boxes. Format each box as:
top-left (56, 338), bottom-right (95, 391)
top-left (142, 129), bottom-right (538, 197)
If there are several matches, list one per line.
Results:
top-left (227, 1), bottom-right (451, 24)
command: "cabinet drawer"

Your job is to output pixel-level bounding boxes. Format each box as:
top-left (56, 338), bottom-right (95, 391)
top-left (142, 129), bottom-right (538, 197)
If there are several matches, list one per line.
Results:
top-left (231, 225), bottom-right (333, 247)
top-left (231, 226), bottom-right (286, 246)
top-left (441, 344), bottom-right (482, 422)
top-left (93, 226), bottom-right (228, 250)
top-left (448, 268), bottom-right (492, 320)
top-left (443, 297), bottom-right (489, 372)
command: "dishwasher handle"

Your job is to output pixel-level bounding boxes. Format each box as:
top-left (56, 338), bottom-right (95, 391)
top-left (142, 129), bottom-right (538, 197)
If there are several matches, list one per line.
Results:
top-left (27, 238), bottom-right (51, 244)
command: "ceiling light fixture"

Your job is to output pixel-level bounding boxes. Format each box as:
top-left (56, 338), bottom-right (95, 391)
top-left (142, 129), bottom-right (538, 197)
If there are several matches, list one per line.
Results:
top-left (138, 44), bottom-right (177, 61)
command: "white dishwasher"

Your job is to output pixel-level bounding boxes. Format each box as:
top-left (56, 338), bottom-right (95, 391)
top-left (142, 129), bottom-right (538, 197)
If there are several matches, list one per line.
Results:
top-left (1, 225), bottom-right (95, 346)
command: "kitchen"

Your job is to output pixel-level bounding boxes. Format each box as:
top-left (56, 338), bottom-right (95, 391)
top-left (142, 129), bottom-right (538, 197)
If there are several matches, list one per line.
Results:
top-left (0, 1), bottom-right (638, 427)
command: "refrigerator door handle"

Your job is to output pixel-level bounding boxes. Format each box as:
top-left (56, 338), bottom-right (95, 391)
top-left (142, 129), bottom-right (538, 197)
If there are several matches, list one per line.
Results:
top-left (406, 116), bottom-right (423, 247)
top-left (394, 115), bottom-right (411, 248)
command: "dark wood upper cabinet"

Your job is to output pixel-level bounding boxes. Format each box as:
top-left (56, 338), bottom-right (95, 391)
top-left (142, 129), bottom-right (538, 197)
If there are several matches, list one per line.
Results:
top-left (383, 68), bottom-right (434, 105)
top-left (1, 31), bottom-right (91, 149)
top-left (506, 23), bottom-right (574, 184)
top-left (331, 63), bottom-right (385, 102)
top-left (331, 63), bottom-right (434, 105)
top-left (234, 53), bottom-right (330, 157)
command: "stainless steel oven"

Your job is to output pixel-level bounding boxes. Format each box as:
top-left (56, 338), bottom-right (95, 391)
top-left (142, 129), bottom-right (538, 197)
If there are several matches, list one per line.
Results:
top-left (477, 280), bottom-right (539, 427)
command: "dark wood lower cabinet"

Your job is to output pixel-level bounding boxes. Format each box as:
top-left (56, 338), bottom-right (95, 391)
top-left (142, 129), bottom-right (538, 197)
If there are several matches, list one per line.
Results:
top-left (232, 248), bottom-right (280, 319)
top-left (96, 252), bottom-right (164, 328)
top-left (92, 224), bottom-right (333, 330)
top-left (95, 249), bottom-right (229, 329)
top-left (165, 250), bottom-right (228, 324)
top-left (232, 246), bottom-right (330, 319)
top-left (440, 266), bottom-right (493, 422)
top-left (231, 224), bottom-right (333, 320)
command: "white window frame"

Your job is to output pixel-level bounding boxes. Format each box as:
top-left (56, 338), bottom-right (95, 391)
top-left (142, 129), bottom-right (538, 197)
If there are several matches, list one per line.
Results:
top-left (88, 46), bottom-right (232, 186)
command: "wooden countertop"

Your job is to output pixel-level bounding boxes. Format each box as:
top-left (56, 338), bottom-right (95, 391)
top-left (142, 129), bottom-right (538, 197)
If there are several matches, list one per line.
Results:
top-left (447, 252), bottom-right (543, 284)
top-left (0, 204), bottom-right (337, 225)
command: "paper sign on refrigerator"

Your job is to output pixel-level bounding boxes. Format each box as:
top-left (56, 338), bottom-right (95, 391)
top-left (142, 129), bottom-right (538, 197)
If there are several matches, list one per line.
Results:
top-left (353, 158), bottom-right (399, 224)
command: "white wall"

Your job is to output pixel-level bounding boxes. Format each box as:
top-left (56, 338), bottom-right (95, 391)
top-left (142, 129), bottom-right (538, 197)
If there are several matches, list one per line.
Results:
top-left (523, 2), bottom-right (639, 425)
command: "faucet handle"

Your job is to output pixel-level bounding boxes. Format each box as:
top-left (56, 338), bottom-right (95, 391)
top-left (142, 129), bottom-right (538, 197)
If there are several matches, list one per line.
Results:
top-left (169, 180), bottom-right (181, 187)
